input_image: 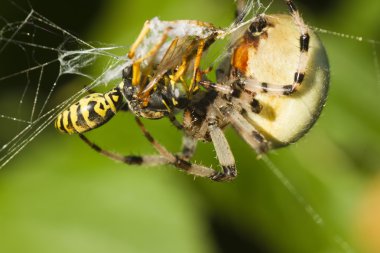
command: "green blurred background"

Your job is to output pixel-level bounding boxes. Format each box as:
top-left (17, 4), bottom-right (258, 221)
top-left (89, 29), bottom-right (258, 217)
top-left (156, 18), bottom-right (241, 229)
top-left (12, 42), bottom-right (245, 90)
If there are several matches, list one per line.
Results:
top-left (1, 0), bottom-right (380, 252)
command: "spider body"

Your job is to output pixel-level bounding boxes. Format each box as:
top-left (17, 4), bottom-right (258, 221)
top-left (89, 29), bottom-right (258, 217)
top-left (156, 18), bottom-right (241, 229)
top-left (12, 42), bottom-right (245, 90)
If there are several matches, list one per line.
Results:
top-left (216, 14), bottom-right (329, 147)
top-left (55, 0), bottom-right (330, 181)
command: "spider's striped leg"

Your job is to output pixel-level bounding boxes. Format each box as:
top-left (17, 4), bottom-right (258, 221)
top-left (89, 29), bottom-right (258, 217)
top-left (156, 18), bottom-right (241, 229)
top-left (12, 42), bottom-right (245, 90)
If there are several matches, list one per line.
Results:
top-left (233, 94), bottom-right (263, 115)
top-left (282, 0), bottom-right (310, 94)
top-left (134, 117), bottom-right (218, 179)
top-left (199, 80), bottom-right (234, 94)
top-left (207, 118), bottom-right (237, 181)
top-left (79, 134), bottom-right (168, 166)
top-left (78, 127), bottom-right (197, 172)
top-left (200, 78), bottom-right (286, 96)
top-left (199, 80), bottom-right (262, 114)
top-left (200, 75), bottom-right (304, 98)
top-left (220, 106), bottom-right (268, 155)
top-left (242, 78), bottom-right (300, 96)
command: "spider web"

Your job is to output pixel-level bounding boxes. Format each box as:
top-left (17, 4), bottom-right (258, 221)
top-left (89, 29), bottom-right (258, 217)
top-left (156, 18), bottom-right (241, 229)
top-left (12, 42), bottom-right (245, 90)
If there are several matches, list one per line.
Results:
top-left (0, 1), bottom-right (379, 253)
top-left (0, 4), bottom-right (130, 168)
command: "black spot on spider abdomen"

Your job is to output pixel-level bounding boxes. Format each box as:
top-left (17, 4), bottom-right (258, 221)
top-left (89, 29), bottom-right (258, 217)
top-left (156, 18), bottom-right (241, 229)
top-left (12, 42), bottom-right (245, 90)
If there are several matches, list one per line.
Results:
top-left (250, 99), bottom-right (262, 113)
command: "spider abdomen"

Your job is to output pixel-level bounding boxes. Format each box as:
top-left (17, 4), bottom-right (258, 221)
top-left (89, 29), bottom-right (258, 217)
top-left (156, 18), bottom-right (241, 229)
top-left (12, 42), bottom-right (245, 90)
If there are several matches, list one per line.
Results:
top-left (220, 14), bottom-right (329, 147)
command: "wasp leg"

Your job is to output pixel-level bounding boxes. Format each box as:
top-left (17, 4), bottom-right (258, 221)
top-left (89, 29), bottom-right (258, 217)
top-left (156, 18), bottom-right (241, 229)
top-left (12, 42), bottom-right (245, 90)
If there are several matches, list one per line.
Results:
top-left (207, 118), bottom-right (237, 181)
top-left (130, 26), bottom-right (169, 86)
top-left (128, 20), bottom-right (151, 59)
top-left (189, 39), bottom-right (206, 92)
top-left (135, 117), bottom-right (224, 180)
top-left (79, 134), bottom-right (168, 166)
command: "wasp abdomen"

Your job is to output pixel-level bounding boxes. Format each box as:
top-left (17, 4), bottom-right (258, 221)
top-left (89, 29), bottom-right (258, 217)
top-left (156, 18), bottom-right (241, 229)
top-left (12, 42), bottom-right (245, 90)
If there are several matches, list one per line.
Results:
top-left (55, 88), bottom-right (125, 134)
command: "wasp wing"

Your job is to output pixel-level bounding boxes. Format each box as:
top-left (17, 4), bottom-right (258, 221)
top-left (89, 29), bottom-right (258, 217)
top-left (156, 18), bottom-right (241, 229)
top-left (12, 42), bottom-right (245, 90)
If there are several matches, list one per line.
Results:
top-left (142, 36), bottom-right (199, 94)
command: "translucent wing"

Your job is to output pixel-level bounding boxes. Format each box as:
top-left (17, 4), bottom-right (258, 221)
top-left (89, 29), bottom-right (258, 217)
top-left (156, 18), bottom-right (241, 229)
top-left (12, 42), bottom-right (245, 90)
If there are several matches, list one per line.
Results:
top-left (142, 36), bottom-right (200, 94)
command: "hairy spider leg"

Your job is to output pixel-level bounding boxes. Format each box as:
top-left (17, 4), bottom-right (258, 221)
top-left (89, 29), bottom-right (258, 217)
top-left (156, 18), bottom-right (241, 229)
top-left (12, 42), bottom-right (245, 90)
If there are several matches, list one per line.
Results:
top-left (134, 117), bottom-right (224, 179)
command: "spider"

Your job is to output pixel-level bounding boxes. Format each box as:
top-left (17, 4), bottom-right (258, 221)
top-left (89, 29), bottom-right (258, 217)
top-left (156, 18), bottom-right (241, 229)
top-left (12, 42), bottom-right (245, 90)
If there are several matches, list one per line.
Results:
top-left (55, 0), bottom-right (329, 181)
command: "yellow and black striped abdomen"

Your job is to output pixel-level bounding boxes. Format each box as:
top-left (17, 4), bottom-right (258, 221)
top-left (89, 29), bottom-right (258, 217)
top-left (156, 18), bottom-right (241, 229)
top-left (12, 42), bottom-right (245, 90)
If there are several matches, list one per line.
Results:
top-left (55, 88), bottom-right (124, 134)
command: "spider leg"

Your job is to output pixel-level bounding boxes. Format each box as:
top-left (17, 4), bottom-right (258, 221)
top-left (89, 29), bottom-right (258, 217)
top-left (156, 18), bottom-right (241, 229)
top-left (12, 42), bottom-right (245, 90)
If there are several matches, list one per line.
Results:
top-left (242, 78), bottom-right (298, 96)
top-left (79, 130), bottom-right (211, 180)
top-left (220, 105), bottom-right (268, 155)
top-left (207, 118), bottom-right (237, 181)
top-left (199, 80), bottom-right (238, 94)
top-left (200, 80), bottom-right (265, 116)
top-left (134, 117), bottom-right (219, 179)
top-left (165, 113), bottom-right (198, 159)
top-left (201, 70), bottom-right (305, 98)
top-left (284, 0), bottom-right (310, 93)
top-left (78, 124), bottom-right (198, 172)
top-left (79, 134), bottom-right (168, 166)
